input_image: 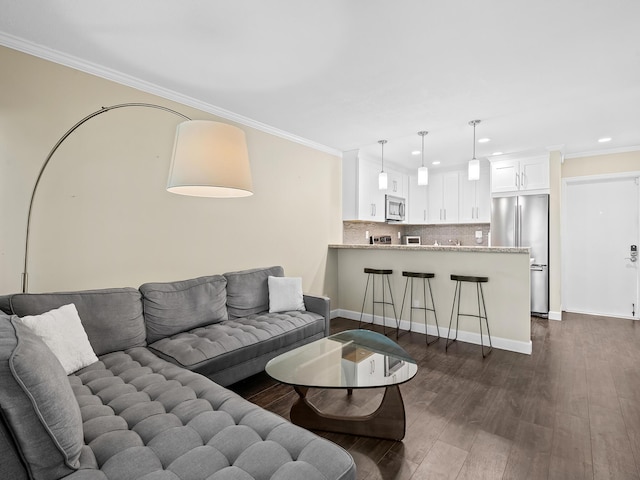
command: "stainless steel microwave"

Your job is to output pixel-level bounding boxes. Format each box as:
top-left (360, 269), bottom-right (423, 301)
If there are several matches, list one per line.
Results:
top-left (385, 195), bottom-right (405, 222)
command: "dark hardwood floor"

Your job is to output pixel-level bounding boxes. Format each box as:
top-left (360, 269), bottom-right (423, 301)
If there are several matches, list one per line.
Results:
top-left (229, 314), bottom-right (640, 479)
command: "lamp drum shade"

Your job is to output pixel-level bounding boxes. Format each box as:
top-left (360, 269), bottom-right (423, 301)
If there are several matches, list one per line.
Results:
top-left (167, 120), bottom-right (253, 197)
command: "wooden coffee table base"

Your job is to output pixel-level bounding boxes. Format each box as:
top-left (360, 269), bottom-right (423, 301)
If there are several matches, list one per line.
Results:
top-left (290, 385), bottom-right (406, 441)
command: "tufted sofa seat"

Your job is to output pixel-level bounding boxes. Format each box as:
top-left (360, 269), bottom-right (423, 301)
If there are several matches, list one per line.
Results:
top-left (66, 348), bottom-right (354, 480)
top-left (149, 311), bottom-right (325, 386)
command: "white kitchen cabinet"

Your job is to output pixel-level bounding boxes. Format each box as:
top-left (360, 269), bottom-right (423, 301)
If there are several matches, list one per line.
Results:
top-left (357, 156), bottom-right (386, 221)
top-left (491, 155), bottom-right (549, 194)
top-left (387, 169), bottom-right (407, 197)
top-left (460, 162), bottom-right (490, 222)
top-left (342, 149), bottom-right (408, 222)
top-left (408, 174), bottom-right (428, 224)
top-left (428, 171), bottom-right (459, 223)
top-left (342, 149), bottom-right (384, 221)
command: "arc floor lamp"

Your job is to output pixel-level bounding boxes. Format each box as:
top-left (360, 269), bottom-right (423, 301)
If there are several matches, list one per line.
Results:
top-left (21, 102), bottom-right (253, 293)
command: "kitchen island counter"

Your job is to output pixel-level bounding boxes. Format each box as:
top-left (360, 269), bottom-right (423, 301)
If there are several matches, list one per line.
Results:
top-left (329, 244), bottom-right (528, 254)
top-left (328, 243), bottom-right (531, 354)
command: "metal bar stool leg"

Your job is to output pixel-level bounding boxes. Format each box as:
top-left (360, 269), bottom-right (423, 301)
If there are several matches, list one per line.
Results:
top-left (359, 273), bottom-right (372, 329)
top-left (400, 276), bottom-right (411, 333)
top-left (446, 280), bottom-right (460, 351)
top-left (478, 282), bottom-right (493, 357)
top-left (425, 277), bottom-right (440, 345)
top-left (385, 273), bottom-right (400, 336)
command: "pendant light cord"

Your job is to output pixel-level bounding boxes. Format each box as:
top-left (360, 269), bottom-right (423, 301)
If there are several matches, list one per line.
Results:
top-left (378, 139), bottom-right (387, 172)
top-left (418, 131), bottom-right (428, 167)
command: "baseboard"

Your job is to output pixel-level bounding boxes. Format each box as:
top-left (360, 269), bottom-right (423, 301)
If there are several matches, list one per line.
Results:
top-left (548, 310), bottom-right (562, 321)
top-left (334, 309), bottom-right (532, 355)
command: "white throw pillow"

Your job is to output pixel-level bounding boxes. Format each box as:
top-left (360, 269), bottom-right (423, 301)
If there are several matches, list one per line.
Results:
top-left (18, 303), bottom-right (98, 374)
top-left (268, 276), bottom-right (306, 313)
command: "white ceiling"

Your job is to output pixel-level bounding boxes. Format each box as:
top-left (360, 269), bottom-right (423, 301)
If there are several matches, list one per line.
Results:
top-left (1, 1), bottom-right (640, 171)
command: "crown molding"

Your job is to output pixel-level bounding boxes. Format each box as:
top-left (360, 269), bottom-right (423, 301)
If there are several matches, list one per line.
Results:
top-left (564, 145), bottom-right (640, 159)
top-left (0, 33), bottom-right (342, 157)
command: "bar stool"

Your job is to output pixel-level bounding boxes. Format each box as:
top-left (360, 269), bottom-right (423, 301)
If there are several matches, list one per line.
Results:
top-left (446, 274), bottom-right (492, 358)
top-left (359, 268), bottom-right (399, 336)
top-left (400, 271), bottom-right (440, 345)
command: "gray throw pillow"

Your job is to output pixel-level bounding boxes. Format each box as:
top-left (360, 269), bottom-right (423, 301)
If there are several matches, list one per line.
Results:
top-left (224, 266), bottom-right (284, 319)
top-left (140, 275), bottom-right (229, 343)
top-left (0, 316), bottom-right (83, 480)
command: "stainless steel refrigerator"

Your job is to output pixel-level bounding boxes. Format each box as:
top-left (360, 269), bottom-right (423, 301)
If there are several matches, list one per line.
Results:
top-left (491, 194), bottom-right (549, 316)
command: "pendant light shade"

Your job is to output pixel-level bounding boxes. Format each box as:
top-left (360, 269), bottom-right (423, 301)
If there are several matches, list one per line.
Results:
top-left (378, 139), bottom-right (388, 190)
top-left (167, 120), bottom-right (253, 197)
top-left (468, 120), bottom-right (481, 181)
top-left (417, 131), bottom-right (429, 186)
top-left (418, 167), bottom-right (428, 185)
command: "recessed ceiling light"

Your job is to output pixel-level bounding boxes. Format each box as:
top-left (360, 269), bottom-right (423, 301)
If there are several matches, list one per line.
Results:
top-left (432, 160), bottom-right (441, 165)
top-left (478, 138), bottom-right (491, 143)
top-left (411, 150), bottom-right (421, 155)
top-left (598, 137), bottom-right (612, 143)
top-left (491, 151), bottom-right (503, 156)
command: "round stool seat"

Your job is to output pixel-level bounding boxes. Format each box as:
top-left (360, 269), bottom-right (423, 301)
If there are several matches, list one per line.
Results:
top-left (364, 268), bottom-right (393, 275)
top-left (402, 271), bottom-right (435, 279)
top-left (450, 274), bottom-right (488, 283)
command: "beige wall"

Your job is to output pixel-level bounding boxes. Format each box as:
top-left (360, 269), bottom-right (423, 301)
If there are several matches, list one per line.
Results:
top-left (562, 150), bottom-right (640, 178)
top-left (549, 151), bottom-right (563, 317)
top-left (0, 46), bottom-right (342, 298)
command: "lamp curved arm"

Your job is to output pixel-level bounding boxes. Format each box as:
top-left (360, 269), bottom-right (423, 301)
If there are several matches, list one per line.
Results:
top-left (22, 102), bottom-right (191, 293)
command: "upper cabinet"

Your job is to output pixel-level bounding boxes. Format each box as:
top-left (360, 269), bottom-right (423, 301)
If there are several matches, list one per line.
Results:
top-left (460, 162), bottom-right (491, 223)
top-left (408, 174), bottom-right (428, 224)
top-left (387, 169), bottom-right (407, 198)
top-left (490, 155), bottom-right (549, 194)
top-left (342, 149), bottom-right (407, 222)
top-left (428, 171), bottom-right (459, 224)
top-left (345, 149), bottom-right (492, 225)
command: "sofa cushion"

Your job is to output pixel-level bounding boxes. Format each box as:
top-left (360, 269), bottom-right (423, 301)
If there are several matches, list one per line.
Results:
top-left (18, 303), bottom-right (99, 374)
top-left (67, 347), bottom-right (355, 480)
top-left (268, 276), bottom-right (306, 313)
top-left (148, 311), bottom-right (325, 374)
top-left (140, 275), bottom-right (228, 343)
top-left (9, 288), bottom-right (146, 356)
top-left (224, 266), bottom-right (284, 319)
top-left (0, 316), bottom-right (83, 480)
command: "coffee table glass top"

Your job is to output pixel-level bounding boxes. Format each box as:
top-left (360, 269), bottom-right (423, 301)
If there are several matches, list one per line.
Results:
top-left (265, 329), bottom-right (418, 389)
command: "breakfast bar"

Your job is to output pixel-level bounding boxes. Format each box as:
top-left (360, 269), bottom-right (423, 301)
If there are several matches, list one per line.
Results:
top-left (329, 244), bottom-right (532, 354)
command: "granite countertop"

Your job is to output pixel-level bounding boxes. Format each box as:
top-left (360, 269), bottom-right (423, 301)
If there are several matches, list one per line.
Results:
top-left (329, 244), bottom-right (530, 254)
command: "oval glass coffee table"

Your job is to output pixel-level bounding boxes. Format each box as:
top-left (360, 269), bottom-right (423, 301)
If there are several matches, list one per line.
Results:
top-left (265, 329), bottom-right (418, 441)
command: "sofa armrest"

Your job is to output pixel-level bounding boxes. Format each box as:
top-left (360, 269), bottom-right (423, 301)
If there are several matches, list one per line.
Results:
top-left (303, 294), bottom-right (331, 336)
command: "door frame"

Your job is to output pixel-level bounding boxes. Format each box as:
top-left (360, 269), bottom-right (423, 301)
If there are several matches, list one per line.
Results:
top-left (562, 171), bottom-right (640, 319)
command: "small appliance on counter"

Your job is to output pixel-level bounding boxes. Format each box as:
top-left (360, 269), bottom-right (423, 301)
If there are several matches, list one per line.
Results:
top-left (402, 236), bottom-right (421, 245)
top-left (372, 235), bottom-right (392, 244)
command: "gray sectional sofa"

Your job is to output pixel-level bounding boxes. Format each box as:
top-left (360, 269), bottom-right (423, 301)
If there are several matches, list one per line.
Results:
top-left (0, 266), bottom-right (356, 480)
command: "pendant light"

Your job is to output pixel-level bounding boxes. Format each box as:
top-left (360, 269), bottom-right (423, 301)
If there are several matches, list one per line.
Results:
top-left (468, 120), bottom-right (481, 181)
top-left (417, 131), bottom-right (428, 185)
top-left (378, 139), bottom-right (388, 190)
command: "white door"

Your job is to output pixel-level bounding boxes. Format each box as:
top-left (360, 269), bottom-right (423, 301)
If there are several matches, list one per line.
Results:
top-left (564, 175), bottom-right (639, 318)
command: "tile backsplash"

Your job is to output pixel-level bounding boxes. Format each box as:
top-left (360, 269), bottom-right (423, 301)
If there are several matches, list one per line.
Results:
top-left (343, 221), bottom-right (491, 246)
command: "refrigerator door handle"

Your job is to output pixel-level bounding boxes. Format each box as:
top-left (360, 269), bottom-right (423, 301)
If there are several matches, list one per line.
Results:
top-left (514, 205), bottom-right (519, 246)
top-left (518, 204), bottom-right (523, 246)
